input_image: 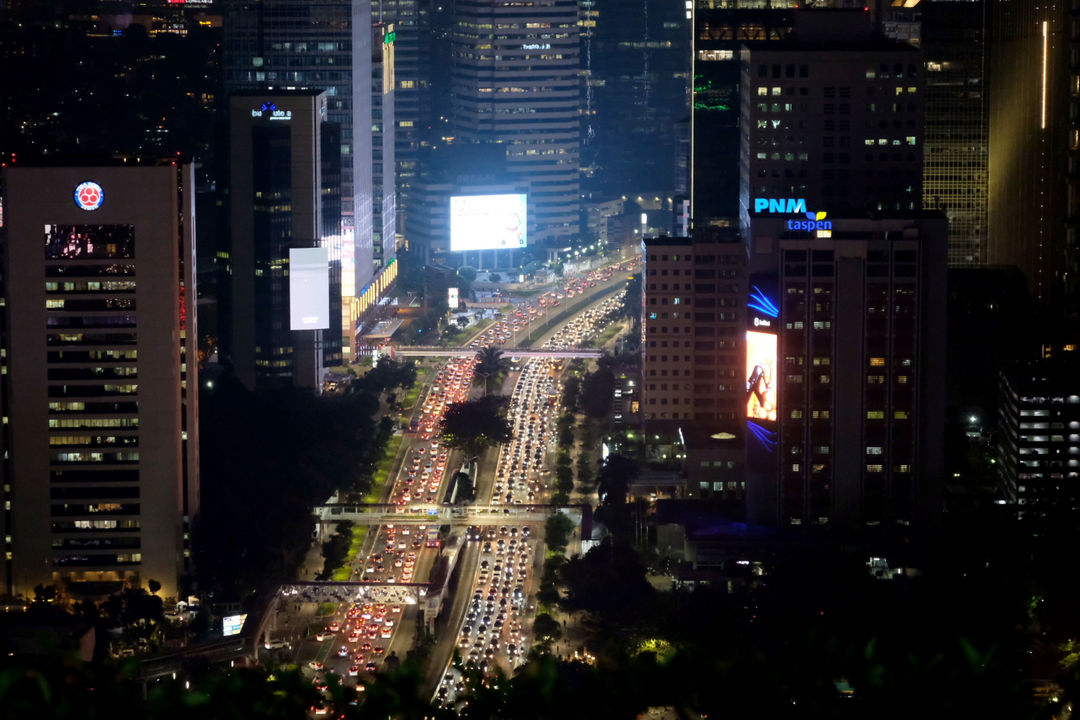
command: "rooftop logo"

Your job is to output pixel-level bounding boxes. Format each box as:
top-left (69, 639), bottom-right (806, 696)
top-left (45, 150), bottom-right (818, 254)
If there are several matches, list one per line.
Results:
top-left (74, 181), bottom-right (104, 212)
top-left (787, 210), bottom-right (831, 232)
top-left (754, 197), bottom-right (806, 214)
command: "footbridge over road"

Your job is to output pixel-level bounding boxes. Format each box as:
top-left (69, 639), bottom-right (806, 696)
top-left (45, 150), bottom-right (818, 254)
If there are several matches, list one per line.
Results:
top-left (313, 503), bottom-right (589, 530)
top-left (391, 346), bottom-right (604, 359)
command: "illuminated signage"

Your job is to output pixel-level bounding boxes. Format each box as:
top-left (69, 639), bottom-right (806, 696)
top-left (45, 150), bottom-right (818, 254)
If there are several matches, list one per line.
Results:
top-left (251, 102), bottom-right (292, 121)
top-left (786, 211), bottom-right (831, 232)
top-left (746, 283), bottom-right (779, 423)
top-left (522, 43), bottom-right (551, 50)
top-left (753, 197), bottom-right (806, 214)
top-left (753, 198), bottom-right (832, 231)
top-left (746, 331), bottom-right (777, 422)
top-left (448, 287), bottom-right (459, 309)
top-left (384, 31), bottom-right (396, 44)
top-left (74, 182), bottom-right (104, 212)
top-left (222, 614), bottom-right (247, 637)
top-left (450, 194), bottom-right (528, 252)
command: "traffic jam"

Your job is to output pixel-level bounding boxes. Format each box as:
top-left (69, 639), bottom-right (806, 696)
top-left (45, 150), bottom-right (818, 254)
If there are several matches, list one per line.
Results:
top-left (435, 289), bottom-right (629, 709)
top-left (304, 355), bottom-right (479, 710)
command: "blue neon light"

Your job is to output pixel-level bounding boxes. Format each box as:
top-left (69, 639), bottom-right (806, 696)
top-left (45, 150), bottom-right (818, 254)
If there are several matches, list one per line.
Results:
top-left (748, 285), bottom-right (779, 318)
top-left (747, 420), bottom-right (777, 452)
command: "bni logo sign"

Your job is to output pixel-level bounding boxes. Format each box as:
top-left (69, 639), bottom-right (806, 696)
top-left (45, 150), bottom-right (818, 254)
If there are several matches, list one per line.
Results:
top-left (74, 181), bottom-right (104, 211)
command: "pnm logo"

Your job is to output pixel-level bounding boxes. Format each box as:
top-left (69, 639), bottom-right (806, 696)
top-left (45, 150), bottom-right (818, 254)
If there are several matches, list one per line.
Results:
top-left (74, 181), bottom-right (104, 211)
top-left (786, 210), bottom-right (831, 232)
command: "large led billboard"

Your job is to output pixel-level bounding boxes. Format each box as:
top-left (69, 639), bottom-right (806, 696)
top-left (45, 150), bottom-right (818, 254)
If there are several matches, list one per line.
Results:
top-left (222, 613), bottom-right (247, 637)
top-left (289, 247), bottom-right (330, 330)
top-left (746, 330), bottom-right (777, 421)
top-left (450, 194), bottom-right (527, 252)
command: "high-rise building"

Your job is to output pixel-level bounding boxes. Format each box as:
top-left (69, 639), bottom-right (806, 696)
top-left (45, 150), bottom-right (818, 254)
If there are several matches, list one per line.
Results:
top-left (451, 0), bottom-right (581, 245)
top-left (997, 357), bottom-right (1080, 524)
top-left (738, 11), bottom-right (924, 231)
top-left (0, 161), bottom-right (199, 600)
top-left (227, 90), bottom-right (342, 391)
top-left (373, 23), bottom-right (398, 275)
top-left (640, 230), bottom-right (747, 500)
top-left (743, 213), bottom-right (946, 530)
top-left (223, 0), bottom-right (386, 299)
top-left (987, 0), bottom-right (1080, 303)
top-left (582, 0), bottom-right (690, 202)
top-left (641, 230), bottom-right (746, 427)
top-left (922, 0), bottom-right (989, 267)
top-left (691, 0), bottom-right (795, 227)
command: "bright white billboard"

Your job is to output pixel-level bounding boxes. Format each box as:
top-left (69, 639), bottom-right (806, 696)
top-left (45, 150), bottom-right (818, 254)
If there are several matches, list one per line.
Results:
top-left (289, 247), bottom-right (330, 330)
top-left (223, 613), bottom-right (247, 637)
top-left (450, 194), bottom-right (527, 252)
top-left (448, 287), bottom-right (459, 309)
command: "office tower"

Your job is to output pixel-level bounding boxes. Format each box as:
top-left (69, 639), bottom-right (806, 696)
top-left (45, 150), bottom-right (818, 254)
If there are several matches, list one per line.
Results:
top-left (987, 0), bottom-right (1080, 303)
top-left (922, 0), bottom-right (989, 267)
top-left (738, 12), bottom-right (924, 231)
top-left (582, 0), bottom-right (690, 201)
top-left (373, 23), bottom-right (398, 275)
top-left (0, 161), bottom-right (199, 600)
top-left (742, 213), bottom-right (946, 530)
top-left (690, 0), bottom-right (795, 227)
top-left (641, 230), bottom-right (747, 499)
top-left (227, 90), bottom-right (342, 391)
top-left (997, 357), bottom-right (1080, 524)
top-left (373, 0), bottom-right (433, 234)
top-left (451, 0), bottom-right (581, 245)
top-left (223, 0), bottom-right (385, 300)
top-left (641, 230), bottom-right (746, 425)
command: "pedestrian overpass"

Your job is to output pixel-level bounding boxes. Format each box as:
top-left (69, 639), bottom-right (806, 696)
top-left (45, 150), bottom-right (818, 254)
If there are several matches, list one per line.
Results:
top-left (391, 346), bottom-right (603, 359)
top-left (313, 503), bottom-right (585, 527)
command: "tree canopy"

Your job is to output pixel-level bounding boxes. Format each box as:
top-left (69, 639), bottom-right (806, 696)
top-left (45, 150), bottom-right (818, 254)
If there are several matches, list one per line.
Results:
top-left (440, 395), bottom-right (512, 458)
top-left (474, 345), bottom-right (512, 395)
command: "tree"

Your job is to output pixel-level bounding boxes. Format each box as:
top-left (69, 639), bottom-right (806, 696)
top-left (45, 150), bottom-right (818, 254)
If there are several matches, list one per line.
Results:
top-left (453, 471), bottom-right (476, 503)
top-left (489, 272), bottom-right (502, 283)
top-left (474, 345), bottom-right (512, 395)
top-left (532, 613), bottom-right (562, 643)
top-left (544, 512), bottom-right (575, 553)
top-left (441, 395), bottom-right (512, 458)
top-left (147, 579), bottom-right (161, 596)
top-left (580, 364), bottom-right (615, 418)
top-left (456, 265), bottom-right (477, 299)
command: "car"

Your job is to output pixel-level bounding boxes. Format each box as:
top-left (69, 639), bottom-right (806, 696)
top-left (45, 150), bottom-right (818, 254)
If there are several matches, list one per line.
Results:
top-left (348, 665), bottom-right (360, 677)
top-left (307, 660), bottom-right (325, 671)
top-left (338, 645), bottom-right (349, 657)
top-left (264, 639), bottom-right (290, 650)
top-left (314, 631), bottom-right (330, 641)
top-left (365, 661), bottom-right (378, 672)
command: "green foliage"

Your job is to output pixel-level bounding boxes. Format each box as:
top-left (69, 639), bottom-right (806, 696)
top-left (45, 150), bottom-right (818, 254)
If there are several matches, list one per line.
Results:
top-left (195, 373), bottom-right (379, 600)
top-left (440, 395), bottom-right (512, 458)
top-left (544, 512), bottom-right (575, 553)
top-left (532, 613), bottom-right (562, 643)
top-left (454, 471), bottom-right (476, 503)
top-left (475, 345), bottom-right (512, 395)
top-left (580, 365), bottom-right (615, 418)
top-left (489, 272), bottom-right (502, 282)
top-left (560, 375), bottom-right (581, 413)
top-left (555, 465), bottom-right (574, 493)
top-left (318, 521), bottom-right (354, 581)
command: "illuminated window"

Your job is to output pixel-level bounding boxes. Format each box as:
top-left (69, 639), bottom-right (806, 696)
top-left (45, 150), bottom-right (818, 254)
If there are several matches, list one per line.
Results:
top-left (894, 411), bottom-right (910, 420)
top-left (867, 410), bottom-right (885, 419)
top-left (866, 464), bottom-right (884, 473)
top-left (867, 446), bottom-right (883, 455)
top-left (869, 357), bottom-right (885, 367)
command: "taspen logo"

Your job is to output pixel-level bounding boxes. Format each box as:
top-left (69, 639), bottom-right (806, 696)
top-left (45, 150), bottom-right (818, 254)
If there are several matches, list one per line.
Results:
top-left (786, 210), bottom-right (831, 232)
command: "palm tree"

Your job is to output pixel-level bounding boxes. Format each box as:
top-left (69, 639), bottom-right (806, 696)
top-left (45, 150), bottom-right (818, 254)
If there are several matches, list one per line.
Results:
top-left (474, 345), bottom-right (511, 395)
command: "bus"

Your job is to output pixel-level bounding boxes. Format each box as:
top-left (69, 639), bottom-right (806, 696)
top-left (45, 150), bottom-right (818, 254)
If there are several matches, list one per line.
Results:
top-left (425, 528), bottom-right (441, 548)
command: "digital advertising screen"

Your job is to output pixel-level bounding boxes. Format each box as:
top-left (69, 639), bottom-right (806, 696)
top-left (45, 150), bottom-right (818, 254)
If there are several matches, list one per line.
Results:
top-left (222, 614), bottom-right (247, 637)
top-left (746, 330), bottom-right (777, 421)
top-left (448, 287), bottom-right (459, 309)
top-left (449, 194), bottom-right (527, 252)
top-left (289, 247), bottom-right (330, 330)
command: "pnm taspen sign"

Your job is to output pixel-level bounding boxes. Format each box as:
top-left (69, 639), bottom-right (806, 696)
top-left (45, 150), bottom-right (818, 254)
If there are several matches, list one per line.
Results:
top-left (752, 197), bottom-right (832, 231)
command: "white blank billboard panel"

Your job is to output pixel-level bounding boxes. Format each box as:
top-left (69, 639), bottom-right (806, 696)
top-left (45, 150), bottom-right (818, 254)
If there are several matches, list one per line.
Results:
top-left (450, 194), bottom-right (527, 252)
top-left (289, 247), bottom-right (330, 330)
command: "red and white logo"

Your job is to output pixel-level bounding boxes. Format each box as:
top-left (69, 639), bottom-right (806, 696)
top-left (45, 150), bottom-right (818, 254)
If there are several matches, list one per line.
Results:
top-left (74, 181), bottom-right (104, 211)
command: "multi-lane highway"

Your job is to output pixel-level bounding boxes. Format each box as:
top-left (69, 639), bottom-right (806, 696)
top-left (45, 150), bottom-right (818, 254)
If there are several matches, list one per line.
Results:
top-left (267, 256), bottom-right (639, 715)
